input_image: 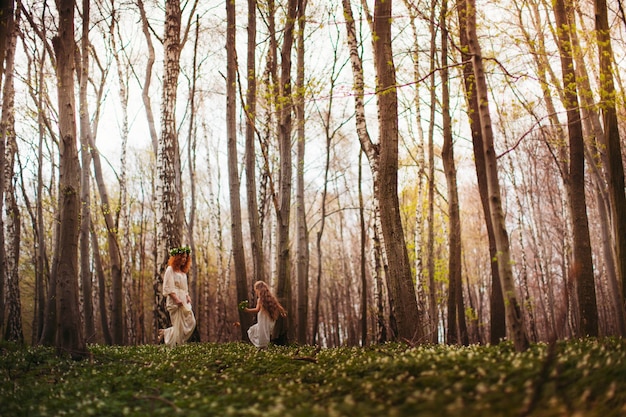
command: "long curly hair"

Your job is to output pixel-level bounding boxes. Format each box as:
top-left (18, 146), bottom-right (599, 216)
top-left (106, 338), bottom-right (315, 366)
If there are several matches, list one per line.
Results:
top-left (168, 253), bottom-right (192, 274)
top-left (255, 280), bottom-right (286, 321)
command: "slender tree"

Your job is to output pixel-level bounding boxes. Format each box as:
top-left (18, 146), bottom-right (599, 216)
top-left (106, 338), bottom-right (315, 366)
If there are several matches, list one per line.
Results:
top-left (137, 0), bottom-right (158, 155)
top-left (294, 0), bottom-right (309, 345)
top-left (78, 0), bottom-right (95, 343)
top-left (226, 0), bottom-right (250, 341)
top-left (244, 0), bottom-right (265, 293)
top-left (441, 0), bottom-right (467, 345)
top-left (426, 0), bottom-right (439, 344)
top-left (466, 0), bottom-right (529, 351)
top-left (456, 0), bottom-right (505, 344)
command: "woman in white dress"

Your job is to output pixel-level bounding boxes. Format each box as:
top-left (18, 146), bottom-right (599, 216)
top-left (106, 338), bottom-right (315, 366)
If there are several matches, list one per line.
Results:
top-left (243, 281), bottom-right (286, 348)
top-left (158, 246), bottom-right (196, 347)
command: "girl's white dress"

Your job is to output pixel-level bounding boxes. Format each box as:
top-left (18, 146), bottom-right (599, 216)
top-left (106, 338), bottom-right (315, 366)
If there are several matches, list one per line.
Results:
top-left (248, 310), bottom-right (275, 348)
top-left (162, 266), bottom-right (196, 347)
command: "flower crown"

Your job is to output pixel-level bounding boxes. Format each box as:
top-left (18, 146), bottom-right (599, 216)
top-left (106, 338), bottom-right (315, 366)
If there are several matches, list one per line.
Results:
top-left (169, 245), bottom-right (191, 256)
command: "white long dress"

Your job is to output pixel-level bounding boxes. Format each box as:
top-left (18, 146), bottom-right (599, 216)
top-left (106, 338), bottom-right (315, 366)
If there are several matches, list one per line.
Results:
top-left (162, 266), bottom-right (196, 347)
top-left (248, 310), bottom-right (275, 348)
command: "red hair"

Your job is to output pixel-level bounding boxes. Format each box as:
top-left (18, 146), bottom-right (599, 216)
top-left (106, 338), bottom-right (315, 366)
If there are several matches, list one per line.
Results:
top-left (168, 253), bottom-right (192, 273)
top-left (255, 281), bottom-right (286, 321)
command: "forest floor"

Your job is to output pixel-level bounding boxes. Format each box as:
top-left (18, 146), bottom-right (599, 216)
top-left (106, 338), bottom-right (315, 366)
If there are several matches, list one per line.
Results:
top-left (1, 338), bottom-right (624, 416)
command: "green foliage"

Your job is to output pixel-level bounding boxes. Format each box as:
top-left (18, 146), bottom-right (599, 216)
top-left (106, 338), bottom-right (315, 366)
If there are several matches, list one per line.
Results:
top-left (1, 339), bottom-right (624, 416)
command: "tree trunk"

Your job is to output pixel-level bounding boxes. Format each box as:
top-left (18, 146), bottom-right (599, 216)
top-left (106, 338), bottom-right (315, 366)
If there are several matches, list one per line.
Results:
top-left (35, 67), bottom-right (50, 344)
top-left (457, 0), bottom-right (505, 345)
top-left (426, 0), bottom-right (438, 344)
top-left (109, 0), bottom-right (137, 344)
top-left (359, 150), bottom-right (368, 346)
top-left (273, 0), bottom-right (300, 345)
top-left (244, 0), bottom-right (265, 292)
top-left (595, 0), bottom-right (626, 335)
top-left (341, 0), bottom-right (387, 342)
top-left (137, 0), bottom-right (158, 155)
top-left (373, 0), bottom-right (422, 342)
top-left (295, 0), bottom-right (309, 346)
top-left (2, 5), bottom-right (23, 342)
top-left (91, 228), bottom-right (112, 344)
top-left (226, 0), bottom-right (251, 342)
top-left (185, 15), bottom-right (201, 344)
top-left (441, 0), bottom-right (467, 345)
top-left (51, 0), bottom-right (88, 359)
top-left (403, 2), bottom-right (429, 339)
top-left (466, 0), bottom-right (529, 351)
top-left (156, 0), bottom-right (185, 332)
top-left (78, 0), bottom-right (95, 344)
top-left (553, 0), bottom-right (598, 337)
top-left (0, 0), bottom-right (12, 339)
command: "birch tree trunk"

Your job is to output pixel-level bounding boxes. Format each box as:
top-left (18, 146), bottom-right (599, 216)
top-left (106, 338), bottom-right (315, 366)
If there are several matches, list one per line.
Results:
top-left (226, 0), bottom-right (250, 342)
top-left (51, 0), bottom-right (88, 358)
top-left (0, 0), bottom-right (11, 338)
top-left (341, 0), bottom-right (391, 342)
top-left (466, 0), bottom-right (529, 351)
top-left (156, 0), bottom-right (185, 332)
top-left (2, 4), bottom-right (23, 342)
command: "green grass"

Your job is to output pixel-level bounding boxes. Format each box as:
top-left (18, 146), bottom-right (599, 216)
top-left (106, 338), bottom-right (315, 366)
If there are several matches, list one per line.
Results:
top-left (1, 339), bottom-right (625, 416)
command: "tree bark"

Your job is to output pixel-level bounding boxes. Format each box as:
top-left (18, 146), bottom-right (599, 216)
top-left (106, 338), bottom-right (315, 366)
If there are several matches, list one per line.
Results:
top-left (595, 0), bottom-right (626, 335)
top-left (244, 0), bottom-right (265, 294)
top-left (466, 0), bottom-right (529, 351)
top-left (426, 0), bottom-right (438, 344)
top-left (373, 0), bottom-right (422, 342)
top-left (78, 0), bottom-right (95, 344)
top-left (136, 0), bottom-right (159, 155)
top-left (2, 4), bottom-right (23, 343)
top-left (273, 0), bottom-right (300, 345)
top-left (51, 0), bottom-right (88, 359)
top-left (156, 0), bottom-right (185, 333)
top-left (226, 0), bottom-right (251, 342)
top-left (553, 0), bottom-right (598, 337)
top-left (441, 0), bottom-right (467, 345)
top-left (457, 0), bottom-right (505, 345)
top-left (295, 0), bottom-right (309, 345)
top-left (0, 0), bottom-right (12, 339)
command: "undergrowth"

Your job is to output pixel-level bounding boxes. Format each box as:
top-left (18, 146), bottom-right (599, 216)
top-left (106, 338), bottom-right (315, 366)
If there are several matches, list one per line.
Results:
top-left (1, 338), bottom-right (624, 416)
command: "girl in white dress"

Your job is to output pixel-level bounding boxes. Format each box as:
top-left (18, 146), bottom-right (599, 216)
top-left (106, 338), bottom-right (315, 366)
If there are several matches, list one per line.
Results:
top-left (158, 246), bottom-right (196, 347)
top-left (243, 281), bottom-right (287, 348)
